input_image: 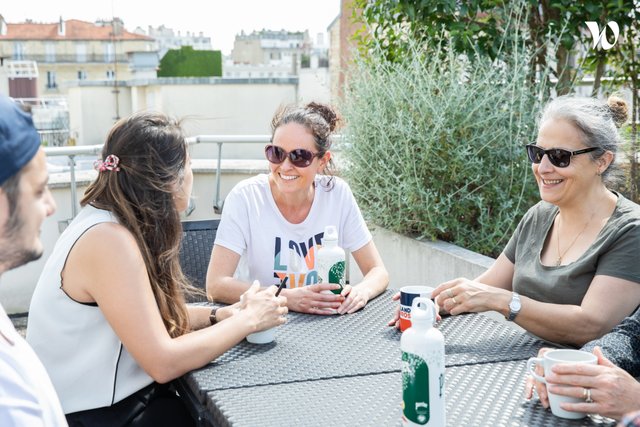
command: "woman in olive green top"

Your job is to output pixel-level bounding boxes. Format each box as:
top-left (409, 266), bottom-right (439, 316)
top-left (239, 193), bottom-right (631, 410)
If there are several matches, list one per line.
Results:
top-left (430, 95), bottom-right (640, 347)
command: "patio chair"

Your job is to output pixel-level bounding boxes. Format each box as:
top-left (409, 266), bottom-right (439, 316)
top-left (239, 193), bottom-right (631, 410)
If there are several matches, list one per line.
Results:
top-left (179, 219), bottom-right (220, 303)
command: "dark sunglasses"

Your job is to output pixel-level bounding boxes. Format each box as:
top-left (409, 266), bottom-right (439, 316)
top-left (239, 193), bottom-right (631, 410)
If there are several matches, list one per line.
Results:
top-left (525, 144), bottom-right (599, 168)
top-left (264, 144), bottom-right (321, 168)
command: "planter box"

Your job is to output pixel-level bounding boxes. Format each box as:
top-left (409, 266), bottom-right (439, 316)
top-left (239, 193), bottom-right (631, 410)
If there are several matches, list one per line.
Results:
top-left (349, 226), bottom-right (495, 289)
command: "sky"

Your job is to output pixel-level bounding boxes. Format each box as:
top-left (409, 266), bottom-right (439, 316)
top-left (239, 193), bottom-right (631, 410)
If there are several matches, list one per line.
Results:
top-left (1, 0), bottom-right (342, 54)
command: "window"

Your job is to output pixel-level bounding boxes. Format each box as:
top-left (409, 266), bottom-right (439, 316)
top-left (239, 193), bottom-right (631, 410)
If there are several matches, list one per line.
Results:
top-left (46, 71), bottom-right (57, 89)
top-left (76, 43), bottom-right (87, 62)
top-left (106, 69), bottom-right (115, 80)
top-left (13, 42), bottom-right (25, 60)
top-left (45, 43), bottom-right (56, 62)
top-left (104, 42), bottom-right (114, 63)
top-left (77, 70), bottom-right (87, 80)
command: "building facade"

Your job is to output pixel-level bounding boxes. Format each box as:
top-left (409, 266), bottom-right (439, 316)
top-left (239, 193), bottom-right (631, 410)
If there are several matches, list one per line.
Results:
top-left (0, 15), bottom-right (155, 97)
top-left (134, 25), bottom-right (212, 59)
top-left (231, 29), bottom-right (311, 68)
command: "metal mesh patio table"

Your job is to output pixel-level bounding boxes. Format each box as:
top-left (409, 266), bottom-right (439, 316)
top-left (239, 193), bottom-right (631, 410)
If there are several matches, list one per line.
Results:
top-left (179, 289), bottom-right (607, 426)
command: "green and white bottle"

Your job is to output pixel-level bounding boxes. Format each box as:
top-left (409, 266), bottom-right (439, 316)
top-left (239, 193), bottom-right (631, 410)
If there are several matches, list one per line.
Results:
top-left (316, 225), bottom-right (345, 295)
top-left (401, 298), bottom-right (445, 426)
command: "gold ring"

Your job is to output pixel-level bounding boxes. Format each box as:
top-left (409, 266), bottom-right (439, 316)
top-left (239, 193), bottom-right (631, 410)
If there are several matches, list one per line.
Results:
top-left (451, 296), bottom-right (458, 305)
top-left (585, 388), bottom-right (592, 403)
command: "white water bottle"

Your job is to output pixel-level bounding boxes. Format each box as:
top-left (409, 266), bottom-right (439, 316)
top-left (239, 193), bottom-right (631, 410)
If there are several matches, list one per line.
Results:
top-left (316, 225), bottom-right (345, 295)
top-left (401, 298), bottom-right (445, 427)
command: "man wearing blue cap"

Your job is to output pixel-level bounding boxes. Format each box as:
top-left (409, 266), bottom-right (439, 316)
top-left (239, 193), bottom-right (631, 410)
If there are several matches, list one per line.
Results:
top-left (0, 95), bottom-right (66, 426)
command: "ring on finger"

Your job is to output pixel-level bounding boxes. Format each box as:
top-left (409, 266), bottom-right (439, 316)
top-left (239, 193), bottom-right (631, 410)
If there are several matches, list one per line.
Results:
top-left (447, 289), bottom-right (454, 298)
top-left (451, 296), bottom-right (458, 305)
top-left (584, 388), bottom-right (593, 403)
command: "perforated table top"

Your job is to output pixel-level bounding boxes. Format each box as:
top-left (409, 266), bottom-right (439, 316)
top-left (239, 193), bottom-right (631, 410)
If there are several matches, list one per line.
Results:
top-left (184, 290), bottom-right (546, 397)
top-left (203, 361), bottom-right (615, 427)
top-left (180, 290), bottom-right (597, 426)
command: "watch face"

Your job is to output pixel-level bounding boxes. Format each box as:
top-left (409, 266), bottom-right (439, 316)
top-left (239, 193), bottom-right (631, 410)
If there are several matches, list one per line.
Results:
top-left (510, 300), bottom-right (521, 311)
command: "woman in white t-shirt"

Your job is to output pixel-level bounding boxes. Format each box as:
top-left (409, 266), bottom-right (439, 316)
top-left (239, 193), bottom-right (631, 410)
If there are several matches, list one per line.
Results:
top-left (207, 102), bottom-right (389, 314)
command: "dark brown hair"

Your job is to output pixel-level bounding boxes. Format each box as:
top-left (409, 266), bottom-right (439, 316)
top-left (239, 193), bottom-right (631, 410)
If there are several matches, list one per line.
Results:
top-left (81, 111), bottom-right (191, 337)
top-left (271, 102), bottom-right (341, 187)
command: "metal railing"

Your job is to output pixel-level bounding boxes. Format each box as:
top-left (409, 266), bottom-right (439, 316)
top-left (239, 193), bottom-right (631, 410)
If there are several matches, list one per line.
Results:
top-left (16, 54), bottom-right (129, 64)
top-left (185, 135), bottom-right (270, 213)
top-left (44, 136), bottom-right (271, 231)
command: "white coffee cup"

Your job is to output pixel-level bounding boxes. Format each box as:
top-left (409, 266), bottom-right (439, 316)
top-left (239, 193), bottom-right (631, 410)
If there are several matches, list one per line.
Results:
top-left (246, 327), bottom-right (275, 344)
top-left (527, 349), bottom-right (597, 419)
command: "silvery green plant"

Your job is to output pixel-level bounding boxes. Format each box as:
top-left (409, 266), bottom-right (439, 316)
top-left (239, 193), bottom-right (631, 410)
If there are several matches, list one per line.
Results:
top-left (340, 37), bottom-right (547, 257)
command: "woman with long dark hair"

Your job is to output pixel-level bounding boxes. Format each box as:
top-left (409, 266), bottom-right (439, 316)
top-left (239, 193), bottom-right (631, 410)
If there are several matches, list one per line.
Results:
top-left (27, 112), bottom-right (287, 426)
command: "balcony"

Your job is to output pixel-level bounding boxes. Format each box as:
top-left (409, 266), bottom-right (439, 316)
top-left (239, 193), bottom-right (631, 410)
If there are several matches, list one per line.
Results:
top-left (16, 54), bottom-right (130, 64)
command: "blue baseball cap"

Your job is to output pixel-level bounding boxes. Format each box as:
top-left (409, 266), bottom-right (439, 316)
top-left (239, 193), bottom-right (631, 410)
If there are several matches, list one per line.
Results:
top-left (0, 96), bottom-right (41, 186)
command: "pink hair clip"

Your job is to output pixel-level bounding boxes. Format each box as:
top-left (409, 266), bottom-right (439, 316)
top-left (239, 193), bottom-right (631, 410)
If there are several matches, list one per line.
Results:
top-left (94, 154), bottom-right (121, 172)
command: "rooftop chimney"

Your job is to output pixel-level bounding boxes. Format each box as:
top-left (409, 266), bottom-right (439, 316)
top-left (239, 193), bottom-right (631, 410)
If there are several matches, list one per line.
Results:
top-left (58, 17), bottom-right (65, 36)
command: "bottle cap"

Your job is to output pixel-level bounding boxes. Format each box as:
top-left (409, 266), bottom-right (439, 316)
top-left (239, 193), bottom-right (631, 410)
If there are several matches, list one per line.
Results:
top-left (411, 298), bottom-right (436, 327)
top-left (323, 225), bottom-right (338, 242)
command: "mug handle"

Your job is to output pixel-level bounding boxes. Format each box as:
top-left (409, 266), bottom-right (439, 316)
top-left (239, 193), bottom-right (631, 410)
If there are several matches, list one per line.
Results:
top-left (526, 357), bottom-right (546, 383)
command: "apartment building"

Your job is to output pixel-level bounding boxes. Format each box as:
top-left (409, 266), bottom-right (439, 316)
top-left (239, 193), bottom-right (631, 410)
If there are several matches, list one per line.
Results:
top-left (231, 29), bottom-right (311, 68)
top-left (0, 15), bottom-right (155, 97)
top-left (135, 25), bottom-right (212, 59)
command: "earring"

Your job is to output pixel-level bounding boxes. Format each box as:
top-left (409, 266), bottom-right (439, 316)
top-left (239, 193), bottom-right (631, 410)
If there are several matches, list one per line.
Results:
top-left (596, 170), bottom-right (602, 176)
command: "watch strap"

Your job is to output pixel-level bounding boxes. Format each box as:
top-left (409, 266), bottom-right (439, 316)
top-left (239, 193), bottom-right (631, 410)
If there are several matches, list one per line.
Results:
top-left (506, 292), bottom-right (521, 321)
top-left (209, 307), bottom-right (219, 325)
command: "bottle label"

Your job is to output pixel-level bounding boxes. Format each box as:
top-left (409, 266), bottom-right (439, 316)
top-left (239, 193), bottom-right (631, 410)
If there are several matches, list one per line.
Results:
top-left (328, 260), bottom-right (345, 294)
top-left (402, 351), bottom-right (430, 425)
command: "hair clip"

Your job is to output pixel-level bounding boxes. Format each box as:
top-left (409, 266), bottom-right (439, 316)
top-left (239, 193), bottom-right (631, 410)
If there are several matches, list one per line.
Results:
top-left (94, 154), bottom-right (121, 172)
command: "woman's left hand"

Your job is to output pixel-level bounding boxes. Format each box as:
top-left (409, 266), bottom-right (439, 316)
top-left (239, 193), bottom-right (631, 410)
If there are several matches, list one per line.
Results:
top-left (546, 347), bottom-right (640, 421)
top-left (337, 284), bottom-right (370, 314)
top-left (432, 278), bottom-right (508, 315)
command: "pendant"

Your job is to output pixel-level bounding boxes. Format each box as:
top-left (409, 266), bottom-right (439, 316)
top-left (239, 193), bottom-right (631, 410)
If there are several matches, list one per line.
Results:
top-left (556, 257), bottom-right (562, 267)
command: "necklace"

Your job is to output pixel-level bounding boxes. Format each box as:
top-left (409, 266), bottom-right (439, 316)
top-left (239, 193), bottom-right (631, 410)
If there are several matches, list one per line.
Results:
top-left (555, 211), bottom-right (594, 266)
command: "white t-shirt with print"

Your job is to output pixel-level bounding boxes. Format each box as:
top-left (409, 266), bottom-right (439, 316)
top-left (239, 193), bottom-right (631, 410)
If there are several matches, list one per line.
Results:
top-left (215, 174), bottom-right (372, 289)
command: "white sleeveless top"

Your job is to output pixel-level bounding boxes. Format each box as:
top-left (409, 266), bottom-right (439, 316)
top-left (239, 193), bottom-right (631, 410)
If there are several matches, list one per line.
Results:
top-left (26, 205), bottom-right (153, 414)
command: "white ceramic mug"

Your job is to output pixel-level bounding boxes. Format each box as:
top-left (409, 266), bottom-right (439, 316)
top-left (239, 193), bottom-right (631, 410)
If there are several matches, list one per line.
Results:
top-left (246, 327), bottom-right (275, 344)
top-left (527, 349), bottom-right (597, 419)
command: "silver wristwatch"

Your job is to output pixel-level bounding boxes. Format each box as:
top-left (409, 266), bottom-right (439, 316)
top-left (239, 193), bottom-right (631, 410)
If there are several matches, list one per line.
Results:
top-left (506, 292), bottom-right (521, 321)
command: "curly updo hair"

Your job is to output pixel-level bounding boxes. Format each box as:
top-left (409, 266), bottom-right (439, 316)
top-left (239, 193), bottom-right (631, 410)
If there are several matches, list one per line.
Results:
top-left (270, 102), bottom-right (341, 187)
top-left (539, 95), bottom-right (629, 186)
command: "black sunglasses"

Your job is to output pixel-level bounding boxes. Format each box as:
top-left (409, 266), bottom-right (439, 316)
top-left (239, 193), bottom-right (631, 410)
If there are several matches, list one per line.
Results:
top-left (525, 144), bottom-right (599, 168)
top-left (265, 144), bottom-right (321, 168)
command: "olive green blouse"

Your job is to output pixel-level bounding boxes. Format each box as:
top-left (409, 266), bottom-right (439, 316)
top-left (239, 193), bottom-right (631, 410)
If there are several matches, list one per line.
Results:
top-left (503, 193), bottom-right (640, 305)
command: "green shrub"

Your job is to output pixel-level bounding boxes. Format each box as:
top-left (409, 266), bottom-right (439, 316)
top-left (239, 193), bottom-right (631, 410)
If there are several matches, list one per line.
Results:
top-left (340, 41), bottom-right (544, 257)
top-left (158, 46), bottom-right (222, 77)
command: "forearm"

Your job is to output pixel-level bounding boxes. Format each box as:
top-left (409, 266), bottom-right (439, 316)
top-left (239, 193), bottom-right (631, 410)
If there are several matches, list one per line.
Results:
top-left (207, 276), bottom-right (251, 304)
top-left (354, 265), bottom-right (389, 300)
top-left (149, 311), bottom-right (256, 382)
top-left (187, 305), bottom-right (214, 330)
top-left (508, 297), bottom-right (608, 347)
top-left (187, 304), bottom-right (239, 330)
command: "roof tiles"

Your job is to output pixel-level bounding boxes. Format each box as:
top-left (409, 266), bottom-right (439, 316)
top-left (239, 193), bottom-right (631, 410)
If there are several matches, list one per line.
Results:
top-left (0, 19), bottom-right (152, 41)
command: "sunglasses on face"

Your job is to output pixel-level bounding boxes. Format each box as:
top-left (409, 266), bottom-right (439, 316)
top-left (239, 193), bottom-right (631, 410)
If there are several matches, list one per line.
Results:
top-left (264, 144), bottom-right (321, 168)
top-left (525, 144), bottom-right (599, 168)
